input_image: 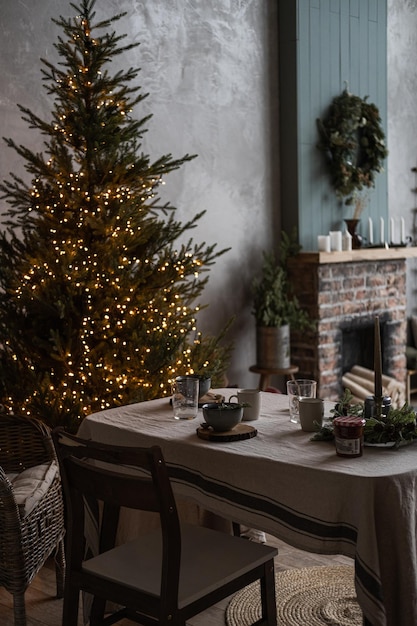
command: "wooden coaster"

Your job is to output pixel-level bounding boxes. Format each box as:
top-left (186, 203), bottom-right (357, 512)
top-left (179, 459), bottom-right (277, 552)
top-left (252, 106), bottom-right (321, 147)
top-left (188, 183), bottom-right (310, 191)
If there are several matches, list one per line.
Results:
top-left (196, 423), bottom-right (257, 442)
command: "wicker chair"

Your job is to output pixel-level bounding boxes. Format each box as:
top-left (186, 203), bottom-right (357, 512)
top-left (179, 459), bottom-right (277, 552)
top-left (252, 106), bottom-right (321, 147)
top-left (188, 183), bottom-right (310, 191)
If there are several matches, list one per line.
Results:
top-left (0, 412), bottom-right (66, 626)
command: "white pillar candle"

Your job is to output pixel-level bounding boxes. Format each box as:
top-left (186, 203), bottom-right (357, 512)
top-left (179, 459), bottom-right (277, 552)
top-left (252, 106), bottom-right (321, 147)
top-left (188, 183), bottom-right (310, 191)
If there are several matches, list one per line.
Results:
top-left (368, 217), bottom-right (373, 245)
top-left (318, 235), bottom-right (331, 252)
top-left (329, 231), bottom-right (342, 252)
top-left (390, 218), bottom-right (395, 243)
top-left (401, 217), bottom-right (405, 243)
top-left (380, 217), bottom-right (384, 244)
top-left (342, 229), bottom-right (352, 251)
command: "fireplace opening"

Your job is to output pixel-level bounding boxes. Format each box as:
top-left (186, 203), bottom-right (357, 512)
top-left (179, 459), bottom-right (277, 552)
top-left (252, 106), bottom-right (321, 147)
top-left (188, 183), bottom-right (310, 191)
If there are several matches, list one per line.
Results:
top-left (342, 324), bottom-right (375, 374)
top-left (340, 317), bottom-right (406, 406)
top-left (341, 318), bottom-right (394, 376)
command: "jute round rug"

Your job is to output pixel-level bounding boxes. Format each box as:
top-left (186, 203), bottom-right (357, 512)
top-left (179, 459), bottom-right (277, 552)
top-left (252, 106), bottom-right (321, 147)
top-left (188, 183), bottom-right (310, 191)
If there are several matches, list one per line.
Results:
top-left (226, 565), bottom-right (363, 626)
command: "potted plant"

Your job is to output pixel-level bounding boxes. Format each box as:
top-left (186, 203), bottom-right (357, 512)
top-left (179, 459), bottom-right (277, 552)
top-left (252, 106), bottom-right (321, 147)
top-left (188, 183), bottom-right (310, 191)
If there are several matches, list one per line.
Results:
top-left (252, 231), bottom-right (312, 369)
top-left (184, 320), bottom-right (234, 389)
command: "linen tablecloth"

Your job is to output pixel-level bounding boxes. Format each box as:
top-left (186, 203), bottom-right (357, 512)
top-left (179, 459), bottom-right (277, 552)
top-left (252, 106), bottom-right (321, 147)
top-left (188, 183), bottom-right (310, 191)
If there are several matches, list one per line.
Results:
top-left (78, 390), bottom-right (417, 626)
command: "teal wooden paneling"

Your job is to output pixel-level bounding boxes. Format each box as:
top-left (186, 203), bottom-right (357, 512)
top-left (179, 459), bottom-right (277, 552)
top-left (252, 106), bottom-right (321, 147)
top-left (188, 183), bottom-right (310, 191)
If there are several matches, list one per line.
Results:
top-left (369, 0), bottom-right (378, 22)
top-left (329, 10), bottom-right (341, 93)
top-left (350, 0), bottom-right (359, 18)
top-left (279, 0), bottom-right (387, 250)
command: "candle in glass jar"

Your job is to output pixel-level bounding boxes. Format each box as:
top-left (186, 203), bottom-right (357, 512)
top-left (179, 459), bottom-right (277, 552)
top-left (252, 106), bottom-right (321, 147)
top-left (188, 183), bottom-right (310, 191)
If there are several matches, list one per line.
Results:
top-left (401, 217), bottom-right (405, 243)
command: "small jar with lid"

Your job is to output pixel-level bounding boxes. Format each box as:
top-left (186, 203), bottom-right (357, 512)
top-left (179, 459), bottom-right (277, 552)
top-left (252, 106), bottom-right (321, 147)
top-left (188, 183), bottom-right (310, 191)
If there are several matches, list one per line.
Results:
top-left (333, 416), bottom-right (366, 458)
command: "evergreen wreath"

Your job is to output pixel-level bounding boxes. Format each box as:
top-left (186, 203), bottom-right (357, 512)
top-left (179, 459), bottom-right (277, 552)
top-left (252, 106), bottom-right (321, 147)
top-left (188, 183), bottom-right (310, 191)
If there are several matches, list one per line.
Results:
top-left (317, 89), bottom-right (388, 205)
top-left (312, 389), bottom-right (417, 449)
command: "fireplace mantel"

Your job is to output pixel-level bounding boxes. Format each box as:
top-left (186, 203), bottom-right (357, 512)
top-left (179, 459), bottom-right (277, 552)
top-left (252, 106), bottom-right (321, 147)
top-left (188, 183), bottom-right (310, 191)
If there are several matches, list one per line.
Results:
top-left (296, 246), bottom-right (417, 265)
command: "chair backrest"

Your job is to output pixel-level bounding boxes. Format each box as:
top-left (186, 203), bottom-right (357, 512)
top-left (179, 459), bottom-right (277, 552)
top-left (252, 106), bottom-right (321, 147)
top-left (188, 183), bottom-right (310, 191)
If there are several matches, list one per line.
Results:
top-left (52, 429), bottom-right (181, 609)
top-left (0, 412), bottom-right (56, 473)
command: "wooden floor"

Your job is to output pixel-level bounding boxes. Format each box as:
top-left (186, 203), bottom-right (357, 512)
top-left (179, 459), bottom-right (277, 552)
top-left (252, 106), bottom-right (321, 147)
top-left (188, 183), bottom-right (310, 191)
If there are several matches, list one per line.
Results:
top-left (0, 534), bottom-right (353, 626)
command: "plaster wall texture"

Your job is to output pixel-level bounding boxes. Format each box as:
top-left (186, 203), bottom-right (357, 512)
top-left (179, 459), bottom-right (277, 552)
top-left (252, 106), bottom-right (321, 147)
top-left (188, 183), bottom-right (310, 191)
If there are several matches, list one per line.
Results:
top-left (0, 0), bottom-right (416, 389)
top-left (387, 0), bottom-right (417, 319)
top-left (0, 0), bottom-right (277, 388)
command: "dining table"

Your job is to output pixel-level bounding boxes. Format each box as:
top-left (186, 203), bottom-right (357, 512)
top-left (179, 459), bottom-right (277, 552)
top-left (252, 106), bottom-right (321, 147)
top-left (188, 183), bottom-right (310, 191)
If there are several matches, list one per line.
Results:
top-left (77, 389), bottom-right (417, 626)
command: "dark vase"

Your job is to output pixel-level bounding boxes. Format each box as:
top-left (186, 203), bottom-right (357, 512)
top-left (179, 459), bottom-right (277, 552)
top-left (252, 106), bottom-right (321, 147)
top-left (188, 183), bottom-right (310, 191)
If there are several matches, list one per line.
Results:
top-left (344, 219), bottom-right (363, 249)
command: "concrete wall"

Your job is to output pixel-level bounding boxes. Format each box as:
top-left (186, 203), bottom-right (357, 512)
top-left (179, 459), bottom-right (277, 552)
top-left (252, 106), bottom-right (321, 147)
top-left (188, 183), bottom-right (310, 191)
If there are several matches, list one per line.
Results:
top-left (387, 0), bottom-right (417, 319)
top-left (0, 0), bottom-right (416, 389)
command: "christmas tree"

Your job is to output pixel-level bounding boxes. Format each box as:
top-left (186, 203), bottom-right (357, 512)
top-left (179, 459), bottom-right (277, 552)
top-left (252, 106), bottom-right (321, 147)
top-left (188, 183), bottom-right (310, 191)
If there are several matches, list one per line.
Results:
top-left (0, 0), bottom-right (231, 432)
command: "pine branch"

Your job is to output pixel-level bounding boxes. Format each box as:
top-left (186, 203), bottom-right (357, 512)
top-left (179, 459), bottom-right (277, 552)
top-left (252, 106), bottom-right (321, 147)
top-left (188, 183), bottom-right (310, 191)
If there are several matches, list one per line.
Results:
top-left (0, 0), bottom-right (232, 430)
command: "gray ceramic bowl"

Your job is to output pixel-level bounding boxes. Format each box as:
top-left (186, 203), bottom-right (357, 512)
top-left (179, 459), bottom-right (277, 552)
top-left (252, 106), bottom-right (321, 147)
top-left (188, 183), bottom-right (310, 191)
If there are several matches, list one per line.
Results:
top-left (202, 402), bottom-right (243, 432)
top-left (196, 375), bottom-right (211, 398)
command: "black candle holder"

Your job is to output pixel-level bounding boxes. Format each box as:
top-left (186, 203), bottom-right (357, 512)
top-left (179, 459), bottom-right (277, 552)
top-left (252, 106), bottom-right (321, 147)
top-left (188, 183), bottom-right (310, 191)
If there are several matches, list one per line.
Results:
top-left (364, 395), bottom-right (392, 419)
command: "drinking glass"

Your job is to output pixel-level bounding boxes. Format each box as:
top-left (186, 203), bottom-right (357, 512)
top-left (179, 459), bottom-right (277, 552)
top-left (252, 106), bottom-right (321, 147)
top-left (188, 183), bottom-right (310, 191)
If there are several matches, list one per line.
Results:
top-left (172, 376), bottom-right (199, 420)
top-left (286, 379), bottom-right (317, 424)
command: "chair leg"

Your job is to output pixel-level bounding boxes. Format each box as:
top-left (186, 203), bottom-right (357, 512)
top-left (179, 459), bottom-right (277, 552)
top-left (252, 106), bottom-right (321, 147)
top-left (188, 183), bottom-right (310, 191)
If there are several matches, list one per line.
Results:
top-left (259, 560), bottom-right (277, 625)
top-left (62, 583), bottom-right (80, 626)
top-left (89, 596), bottom-right (107, 626)
top-left (13, 592), bottom-right (27, 626)
top-left (55, 538), bottom-right (66, 598)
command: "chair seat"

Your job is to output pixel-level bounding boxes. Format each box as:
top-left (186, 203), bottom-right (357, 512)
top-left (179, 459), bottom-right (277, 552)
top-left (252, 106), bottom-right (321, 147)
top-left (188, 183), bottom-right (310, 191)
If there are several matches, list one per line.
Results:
top-left (83, 522), bottom-right (277, 608)
top-left (7, 461), bottom-right (58, 518)
top-left (53, 434), bottom-right (277, 626)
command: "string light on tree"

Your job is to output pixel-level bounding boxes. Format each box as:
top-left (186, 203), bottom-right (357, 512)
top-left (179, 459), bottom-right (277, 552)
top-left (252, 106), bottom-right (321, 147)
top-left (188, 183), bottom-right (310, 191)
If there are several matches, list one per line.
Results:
top-left (0, 0), bottom-right (231, 432)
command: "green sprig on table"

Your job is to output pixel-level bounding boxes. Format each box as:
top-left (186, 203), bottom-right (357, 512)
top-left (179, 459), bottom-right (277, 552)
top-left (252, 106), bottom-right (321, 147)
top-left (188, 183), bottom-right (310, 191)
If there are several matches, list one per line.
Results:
top-left (312, 389), bottom-right (417, 449)
top-left (215, 402), bottom-right (250, 410)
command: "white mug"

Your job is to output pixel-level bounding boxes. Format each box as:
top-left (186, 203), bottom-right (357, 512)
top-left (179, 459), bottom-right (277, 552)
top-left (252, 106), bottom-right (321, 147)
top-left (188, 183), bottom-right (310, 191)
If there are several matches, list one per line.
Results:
top-left (228, 388), bottom-right (261, 421)
top-left (299, 397), bottom-right (324, 432)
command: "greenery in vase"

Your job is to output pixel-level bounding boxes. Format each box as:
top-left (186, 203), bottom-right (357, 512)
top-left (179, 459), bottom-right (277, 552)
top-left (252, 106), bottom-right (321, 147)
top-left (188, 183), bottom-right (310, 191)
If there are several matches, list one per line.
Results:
top-left (252, 231), bottom-right (313, 329)
top-left (185, 319), bottom-right (234, 387)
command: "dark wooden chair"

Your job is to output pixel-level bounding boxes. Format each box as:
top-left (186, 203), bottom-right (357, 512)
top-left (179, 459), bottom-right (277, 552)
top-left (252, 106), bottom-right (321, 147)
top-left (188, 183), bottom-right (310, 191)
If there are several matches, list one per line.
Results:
top-left (52, 429), bottom-right (278, 626)
top-left (0, 413), bottom-right (66, 626)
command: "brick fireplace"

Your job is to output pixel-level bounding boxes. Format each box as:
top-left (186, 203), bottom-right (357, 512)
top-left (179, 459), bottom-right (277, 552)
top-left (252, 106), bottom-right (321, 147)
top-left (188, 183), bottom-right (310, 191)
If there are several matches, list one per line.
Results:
top-left (287, 248), bottom-right (417, 401)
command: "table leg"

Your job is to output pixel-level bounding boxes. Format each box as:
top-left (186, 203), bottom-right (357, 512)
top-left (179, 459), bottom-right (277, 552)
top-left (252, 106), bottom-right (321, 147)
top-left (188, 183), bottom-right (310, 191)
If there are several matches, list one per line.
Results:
top-left (258, 374), bottom-right (270, 390)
